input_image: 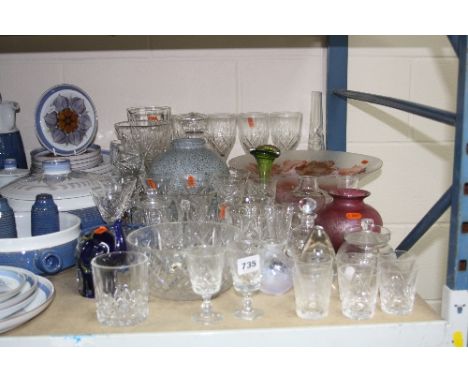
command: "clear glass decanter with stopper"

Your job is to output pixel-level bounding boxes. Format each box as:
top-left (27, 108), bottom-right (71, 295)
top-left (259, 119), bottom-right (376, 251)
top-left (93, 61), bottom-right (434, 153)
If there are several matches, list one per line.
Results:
top-left (287, 197), bottom-right (318, 258)
top-left (291, 175), bottom-right (328, 213)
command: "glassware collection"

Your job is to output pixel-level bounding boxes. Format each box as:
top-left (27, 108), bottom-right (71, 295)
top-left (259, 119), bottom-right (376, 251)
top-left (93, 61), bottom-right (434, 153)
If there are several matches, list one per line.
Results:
top-left (0, 84), bottom-right (420, 333)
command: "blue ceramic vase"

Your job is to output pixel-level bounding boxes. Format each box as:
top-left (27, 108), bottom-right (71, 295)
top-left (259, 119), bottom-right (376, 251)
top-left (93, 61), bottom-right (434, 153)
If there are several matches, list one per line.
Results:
top-left (0, 196), bottom-right (17, 238)
top-left (31, 193), bottom-right (60, 236)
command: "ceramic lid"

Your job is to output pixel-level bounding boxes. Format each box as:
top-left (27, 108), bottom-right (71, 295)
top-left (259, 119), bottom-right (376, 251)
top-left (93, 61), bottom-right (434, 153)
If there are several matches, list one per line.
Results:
top-left (35, 84), bottom-right (98, 156)
top-left (0, 158), bottom-right (95, 202)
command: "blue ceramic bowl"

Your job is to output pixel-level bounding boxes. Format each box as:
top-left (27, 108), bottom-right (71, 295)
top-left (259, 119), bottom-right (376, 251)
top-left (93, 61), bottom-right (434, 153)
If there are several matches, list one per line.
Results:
top-left (0, 212), bottom-right (81, 275)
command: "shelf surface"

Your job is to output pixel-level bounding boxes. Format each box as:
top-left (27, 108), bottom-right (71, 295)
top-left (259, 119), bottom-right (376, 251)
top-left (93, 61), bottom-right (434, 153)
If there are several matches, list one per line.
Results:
top-left (0, 268), bottom-right (448, 346)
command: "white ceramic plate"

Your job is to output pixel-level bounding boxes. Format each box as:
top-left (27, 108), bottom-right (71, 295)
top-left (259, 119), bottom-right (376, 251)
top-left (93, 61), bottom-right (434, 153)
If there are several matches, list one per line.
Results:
top-left (0, 268), bottom-right (37, 311)
top-left (83, 152), bottom-right (112, 174)
top-left (0, 275), bottom-right (55, 334)
top-left (0, 286), bottom-right (39, 320)
top-left (0, 267), bottom-right (26, 303)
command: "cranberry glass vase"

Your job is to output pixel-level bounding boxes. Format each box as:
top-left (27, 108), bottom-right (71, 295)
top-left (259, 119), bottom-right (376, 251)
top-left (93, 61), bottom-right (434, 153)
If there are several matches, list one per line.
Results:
top-left (315, 188), bottom-right (382, 251)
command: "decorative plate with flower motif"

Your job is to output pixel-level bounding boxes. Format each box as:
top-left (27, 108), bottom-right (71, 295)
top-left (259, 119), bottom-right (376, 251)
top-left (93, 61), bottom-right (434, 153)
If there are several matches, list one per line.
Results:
top-left (35, 84), bottom-right (98, 156)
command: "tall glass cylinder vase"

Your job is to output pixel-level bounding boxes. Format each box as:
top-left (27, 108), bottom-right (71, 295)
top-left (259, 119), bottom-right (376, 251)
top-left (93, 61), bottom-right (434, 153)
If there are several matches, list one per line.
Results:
top-left (308, 91), bottom-right (325, 151)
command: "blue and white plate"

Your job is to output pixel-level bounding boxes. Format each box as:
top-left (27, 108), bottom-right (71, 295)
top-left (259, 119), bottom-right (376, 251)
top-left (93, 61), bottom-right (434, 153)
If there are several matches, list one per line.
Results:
top-left (35, 84), bottom-right (98, 156)
top-left (0, 268), bottom-right (38, 311)
top-left (0, 267), bottom-right (26, 303)
top-left (0, 275), bottom-right (54, 334)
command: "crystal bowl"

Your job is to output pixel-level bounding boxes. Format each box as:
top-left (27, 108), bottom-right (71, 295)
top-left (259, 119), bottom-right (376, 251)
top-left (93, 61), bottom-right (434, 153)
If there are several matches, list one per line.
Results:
top-left (126, 222), bottom-right (240, 301)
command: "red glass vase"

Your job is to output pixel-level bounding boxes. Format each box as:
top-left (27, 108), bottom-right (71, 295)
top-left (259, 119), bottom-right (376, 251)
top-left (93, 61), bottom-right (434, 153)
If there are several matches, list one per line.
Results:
top-left (315, 188), bottom-right (383, 251)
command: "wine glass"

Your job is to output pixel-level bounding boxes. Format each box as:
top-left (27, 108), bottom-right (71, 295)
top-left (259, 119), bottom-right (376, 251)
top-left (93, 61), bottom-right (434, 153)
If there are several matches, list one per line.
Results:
top-left (227, 239), bottom-right (263, 320)
top-left (206, 113), bottom-right (237, 160)
top-left (269, 111), bottom-right (302, 152)
top-left (89, 173), bottom-right (138, 250)
top-left (237, 112), bottom-right (269, 154)
top-left (185, 245), bottom-right (225, 324)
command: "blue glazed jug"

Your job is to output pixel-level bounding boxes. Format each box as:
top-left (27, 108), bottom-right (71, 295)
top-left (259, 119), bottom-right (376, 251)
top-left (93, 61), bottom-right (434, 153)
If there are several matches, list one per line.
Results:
top-left (0, 95), bottom-right (27, 169)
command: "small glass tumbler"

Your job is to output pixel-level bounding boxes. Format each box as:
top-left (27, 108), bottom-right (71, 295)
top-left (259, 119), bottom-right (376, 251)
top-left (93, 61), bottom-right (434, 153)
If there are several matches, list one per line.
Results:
top-left (308, 91), bottom-right (325, 151)
top-left (269, 111), bottom-right (302, 152)
top-left (292, 257), bottom-right (333, 320)
top-left (337, 253), bottom-right (378, 320)
top-left (237, 112), bottom-right (270, 154)
top-left (91, 251), bottom-right (149, 327)
top-left (379, 250), bottom-right (418, 316)
top-left (172, 112), bottom-right (208, 139)
top-left (127, 106), bottom-right (172, 123)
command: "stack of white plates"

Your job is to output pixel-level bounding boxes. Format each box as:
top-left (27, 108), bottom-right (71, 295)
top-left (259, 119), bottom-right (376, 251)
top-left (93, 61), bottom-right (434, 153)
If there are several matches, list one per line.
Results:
top-left (82, 151), bottom-right (113, 175)
top-left (0, 266), bottom-right (55, 334)
top-left (30, 144), bottom-right (103, 173)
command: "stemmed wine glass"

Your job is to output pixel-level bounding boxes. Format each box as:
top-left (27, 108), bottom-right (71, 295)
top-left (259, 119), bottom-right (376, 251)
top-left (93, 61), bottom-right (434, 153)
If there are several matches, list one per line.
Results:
top-left (185, 245), bottom-right (225, 324)
top-left (269, 111), bottom-right (302, 152)
top-left (237, 112), bottom-right (269, 154)
top-left (89, 173), bottom-right (137, 250)
top-left (228, 240), bottom-right (263, 320)
top-left (206, 113), bottom-right (237, 160)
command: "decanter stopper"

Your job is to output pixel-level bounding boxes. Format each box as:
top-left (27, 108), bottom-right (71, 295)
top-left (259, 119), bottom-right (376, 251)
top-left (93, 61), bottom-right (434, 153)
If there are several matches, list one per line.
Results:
top-left (249, 144), bottom-right (280, 182)
top-left (300, 225), bottom-right (335, 263)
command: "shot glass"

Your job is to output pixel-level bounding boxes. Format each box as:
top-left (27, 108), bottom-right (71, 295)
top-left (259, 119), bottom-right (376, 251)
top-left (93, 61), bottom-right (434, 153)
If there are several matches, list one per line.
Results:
top-left (292, 257), bottom-right (333, 320)
top-left (337, 253), bottom-right (378, 320)
top-left (379, 251), bottom-right (418, 316)
top-left (91, 251), bottom-right (149, 327)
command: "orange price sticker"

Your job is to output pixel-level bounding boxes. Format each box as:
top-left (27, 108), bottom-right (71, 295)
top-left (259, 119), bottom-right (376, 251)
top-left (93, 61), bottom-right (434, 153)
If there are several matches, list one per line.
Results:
top-left (219, 204), bottom-right (227, 221)
top-left (346, 212), bottom-right (362, 220)
top-left (94, 226), bottom-right (109, 234)
top-left (247, 117), bottom-right (255, 128)
top-left (146, 179), bottom-right (157, 189)
top-left (187, 175), bottom-right (197, 188)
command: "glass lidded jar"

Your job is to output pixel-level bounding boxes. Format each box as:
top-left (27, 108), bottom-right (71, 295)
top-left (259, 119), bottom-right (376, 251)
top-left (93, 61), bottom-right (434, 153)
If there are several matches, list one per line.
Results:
top-left (336, 218), bottom-right (393, 263)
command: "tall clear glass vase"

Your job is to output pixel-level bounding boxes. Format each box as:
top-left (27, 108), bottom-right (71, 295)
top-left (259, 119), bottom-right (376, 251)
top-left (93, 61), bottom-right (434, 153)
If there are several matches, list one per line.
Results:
top-left (308, 91), bottom-right (325, 151)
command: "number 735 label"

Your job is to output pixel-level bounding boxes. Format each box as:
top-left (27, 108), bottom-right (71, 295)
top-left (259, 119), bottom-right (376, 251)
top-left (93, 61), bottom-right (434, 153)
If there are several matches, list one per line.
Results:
top-left (237, 254), bottom-right (260, 276)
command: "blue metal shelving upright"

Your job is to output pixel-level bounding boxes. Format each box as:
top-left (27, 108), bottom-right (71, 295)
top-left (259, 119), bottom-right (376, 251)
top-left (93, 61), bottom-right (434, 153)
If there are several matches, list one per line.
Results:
top-left (326, 35), bottom-right (468, 291)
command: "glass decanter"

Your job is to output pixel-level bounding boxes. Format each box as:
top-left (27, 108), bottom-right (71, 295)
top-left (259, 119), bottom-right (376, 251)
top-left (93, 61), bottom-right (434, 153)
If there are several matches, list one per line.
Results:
top-left (291, 175), bottom-right (328, 213)
top-left (287, 197), bottom-right (318, 258)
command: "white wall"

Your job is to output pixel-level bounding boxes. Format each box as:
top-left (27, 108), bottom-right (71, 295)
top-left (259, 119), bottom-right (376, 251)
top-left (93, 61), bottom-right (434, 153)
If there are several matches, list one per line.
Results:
top-left (0, 36), bottom-right (457, 310)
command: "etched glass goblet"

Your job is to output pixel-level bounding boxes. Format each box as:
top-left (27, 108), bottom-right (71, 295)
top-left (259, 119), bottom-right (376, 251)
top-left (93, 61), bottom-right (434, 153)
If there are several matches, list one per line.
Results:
top-left (237, 112), bottom-right (269, 154)
top-left (269, 111), bottom-right (302, 152)
top-left (227, 240), bottom-right (263, 320)
top-left (185, 245), bottom-right (225, 324)
top-left (206, 113), bottom-right (237, 160)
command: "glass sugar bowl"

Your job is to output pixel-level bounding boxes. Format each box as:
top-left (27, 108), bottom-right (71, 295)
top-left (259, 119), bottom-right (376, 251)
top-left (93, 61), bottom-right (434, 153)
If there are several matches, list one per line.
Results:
top-left (336, 218), bottom-right (394, 263)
